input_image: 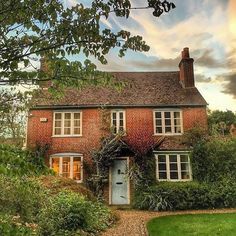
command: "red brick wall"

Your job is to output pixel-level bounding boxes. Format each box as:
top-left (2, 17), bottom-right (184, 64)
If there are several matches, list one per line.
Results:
top-left (27, 107), bottom-right (207, 161)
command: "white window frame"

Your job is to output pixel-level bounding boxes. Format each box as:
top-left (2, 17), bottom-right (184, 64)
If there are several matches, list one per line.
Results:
top-left (50, 153), bottom-right (83, 183)
top-left (111, 110), bottom-right (126, 134)
top-left (155, 152), bottom-right (192, 182)
top-left (153, 109), bottom-right (183, 135)
top-left (52, 111), bottom-right (82, 137)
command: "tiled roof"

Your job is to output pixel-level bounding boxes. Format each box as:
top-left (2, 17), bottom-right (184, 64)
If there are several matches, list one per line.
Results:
top-left (32, 71), bottom-right (207, 108)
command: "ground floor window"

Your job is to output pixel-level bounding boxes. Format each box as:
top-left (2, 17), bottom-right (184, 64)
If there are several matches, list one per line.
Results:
top-left (50, 154), bottom-right (83, 182)
top-left (155, 152), bottom-right (191, 181)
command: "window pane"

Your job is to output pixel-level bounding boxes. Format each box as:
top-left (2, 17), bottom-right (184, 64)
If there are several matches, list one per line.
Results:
top-left (64, 113), bottom-right (71, 119)
top-left (73, 157), bottom-right (81, 181)
top-left (180, 155), bottom-right (189, 162)
top-left (158, 155), bottom-right (166, 163)
top-left (156, 127), bottom-right (162, 133)
top-left (156, 119), bottom-right (162, 126)
top-left (181, 172), bottom-right (190, 179)
top-left (120, 119), bottom-right (124, 127)
top-left (119, 112), bottom-right (123, 119)
top-left (165, 127), bottom-right (172, 133)
top-left (74, 113), bottom-right (80, 119)
top-left (64, 128), bottom-right (71, 135)
top-left (159, 172), bottom-right (167, 179)
top-left (74, 120), bottom-right (80, 127)
top-left (174, 112), bottom-right (180, 119)
top-left (155, 112), bottom-right (161, 119)
top-left (165, 119), bottom-right (171, 126)
top-left (170, 172), bottom-right (178, 179)
top-left (175, 126), bottom-right (181, 133)
top-left (64, 120), bottom-right (71, 127)
top-left (55, 120), bottom-right (61, 127)
top-left (158, 163), bottom-right (166, 171)
top-left (170, 163), bottom-right (178, 170)
top-left (62, 157), bottom-right (70, 178)
top-left (181, 163), bottom-right (189, 171)
top-left (164, 112), bottom-right (171, 118)
top-left (74, 128), bottom-right (81, 135)
top-left (55, 113), bottom-right (62, 119)
top-left (174, 119), bottom-right (181, 126)
top-left (54, 128), bottom-right (61, 135)
top-left (112, 113), bottom-right (116, 119)
top-left (169, 155), bottom-right (177, 162)
top-left (52, 158), bottom-right (60, 175)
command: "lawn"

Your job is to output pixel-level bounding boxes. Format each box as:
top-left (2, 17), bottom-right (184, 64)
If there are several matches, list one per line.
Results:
top-left (147, 213), bottom-right (236, 236)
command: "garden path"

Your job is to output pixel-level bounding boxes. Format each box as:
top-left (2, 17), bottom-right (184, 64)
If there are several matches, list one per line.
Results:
top-left (101, 209), bottom-right (236, 236)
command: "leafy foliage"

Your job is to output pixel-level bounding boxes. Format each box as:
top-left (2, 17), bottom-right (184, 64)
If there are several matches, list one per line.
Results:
top-left (0, 144), bottom-right (50, 176)
top-left (208, 110), bottom-right (236, 135)
top-left (191, 137), bottom-right (236, 183)
top-left (133, 180), bottom-right (236, 211)
top-left (38, 191), bottom-right (114, 236)
top-left (0, 0), bottom-right (175, 86)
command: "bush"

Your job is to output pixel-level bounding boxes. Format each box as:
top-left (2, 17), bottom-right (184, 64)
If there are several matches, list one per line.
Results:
top-left (191, 138), bottom-right (236, 183)
top-left (0, 214), bottom-right (37, 236)
top-left (38, 191), bottom-right (114, 236)
top-left (0, 175), bottom-right (47, 222)
top-left (133, 179), bottom-right (236, 211)
top-left (0, 144), bottom-right (50, 177)
top-left (133, 182), bottom-right (211, 211)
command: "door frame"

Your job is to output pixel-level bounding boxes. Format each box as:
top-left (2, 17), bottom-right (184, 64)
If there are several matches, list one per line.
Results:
top-left (109, 157), bottom-right (130, 205)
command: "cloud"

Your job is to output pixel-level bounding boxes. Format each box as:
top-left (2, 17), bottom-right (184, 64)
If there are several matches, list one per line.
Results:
top-left (222, 73), bottom-right (236, 99)
top-left (195, 49), bottom-right (225, 69)
top-left (128, 56), bottom-right (180, 71)
top-left (195, 74), bottom-right (212, 83)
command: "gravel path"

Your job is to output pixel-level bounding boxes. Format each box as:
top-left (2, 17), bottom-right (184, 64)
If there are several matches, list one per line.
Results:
top-left (101, 209), bottom-right (236, 236)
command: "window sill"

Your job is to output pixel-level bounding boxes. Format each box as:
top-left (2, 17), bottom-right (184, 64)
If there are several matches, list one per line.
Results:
top-left (153, 133), bottom-right (183, 136)
top-left (157, 179), bottom-right (192, 182)
top-left (52, 135), bottom-right (82, 138)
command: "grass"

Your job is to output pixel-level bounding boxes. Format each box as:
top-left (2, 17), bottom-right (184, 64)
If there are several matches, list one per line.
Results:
top-left (147, 213), bottom-right (236, 236)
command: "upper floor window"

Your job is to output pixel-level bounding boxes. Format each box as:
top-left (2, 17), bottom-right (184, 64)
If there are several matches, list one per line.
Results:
top-left (53, 111), bottom-right (82, 136)
top-left (154, 110), bottom-right (183, 135)
top-left (155, 153), bottom-right (191, 181)
top-left (111, 110), bottom-right (126, 134)
top-left (50, 154), bottom-right (83, 183)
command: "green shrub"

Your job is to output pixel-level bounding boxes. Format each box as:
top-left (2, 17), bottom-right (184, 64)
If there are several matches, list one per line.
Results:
top-left (134, 179), bottom-right (236, 211)
top-left (0, 214), bottom-right (37, 236)
top-left (0, 144), bottom-right (50, 177)
top-left (191, 138), bottom-right (236, 183)
top-left (0, 175), bottom-right (47, 222)
top-left (38, 191), bottom-right (114, 236)
top-left (133, 182), bottom-right (211, 211)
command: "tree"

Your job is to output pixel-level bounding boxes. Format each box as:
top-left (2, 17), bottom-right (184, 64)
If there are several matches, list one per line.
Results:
top-left (0, 90), bottom-right (28, 146)
top-left (0, 0), bottom-right (175, 87)
top-left (208, 110), bottom-right (236, 135)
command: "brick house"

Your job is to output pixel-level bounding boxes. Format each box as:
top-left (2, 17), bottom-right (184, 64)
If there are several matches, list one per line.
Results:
top-left (27, 48), bottom-right (207, 205)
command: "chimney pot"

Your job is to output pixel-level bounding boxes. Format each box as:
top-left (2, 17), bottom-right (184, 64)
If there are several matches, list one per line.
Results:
top-left (182, 47), bottom-right (190, 59)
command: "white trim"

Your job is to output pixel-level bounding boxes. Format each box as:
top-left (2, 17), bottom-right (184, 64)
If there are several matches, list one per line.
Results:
top-left (50, 154), bottom-right (83, 183)
top-left (155, 152), bottom-right (192, 182)
top-left (111, 110), bottom-right (126, 134)
top-left (153, 109), bottom-right (183, 135)
top-left (109, 157), bottom-right (130, 205)
top-left (52, 111), bottom-right (82, 137)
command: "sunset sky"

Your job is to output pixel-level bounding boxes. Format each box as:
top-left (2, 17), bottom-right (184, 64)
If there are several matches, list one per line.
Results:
top-left (66, 0), bottom-right (236, 111)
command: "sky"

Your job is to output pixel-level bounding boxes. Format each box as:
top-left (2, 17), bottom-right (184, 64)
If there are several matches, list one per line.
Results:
top-left (66, 0), bottom-right (236, 111)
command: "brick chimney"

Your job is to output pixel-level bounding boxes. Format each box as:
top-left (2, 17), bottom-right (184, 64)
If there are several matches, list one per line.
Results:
top-left (179, 47), bottom-right (195, 88)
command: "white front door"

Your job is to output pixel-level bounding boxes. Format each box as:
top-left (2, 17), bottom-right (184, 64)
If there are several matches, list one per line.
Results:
top-left (110, 158), bottom-right (129, 205)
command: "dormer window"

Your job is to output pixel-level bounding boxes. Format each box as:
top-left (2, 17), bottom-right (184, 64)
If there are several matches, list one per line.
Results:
top-left (53, 111), bottom-right (82, 137)
top-left (111, 110), bottom-right (126, 134)
top-left (154, 110), bottom-right (183, 135)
